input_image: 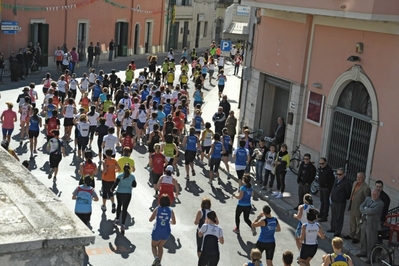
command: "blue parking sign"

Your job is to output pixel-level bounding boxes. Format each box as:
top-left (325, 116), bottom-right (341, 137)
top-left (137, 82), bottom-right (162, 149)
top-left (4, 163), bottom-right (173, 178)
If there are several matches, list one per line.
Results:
top-left (220, 40), bottom-right (232, 52)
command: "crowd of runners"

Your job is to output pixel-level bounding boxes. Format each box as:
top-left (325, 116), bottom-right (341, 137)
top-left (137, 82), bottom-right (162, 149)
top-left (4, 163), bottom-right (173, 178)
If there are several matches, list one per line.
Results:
top-left (0, 42), bottom-right (353, 266)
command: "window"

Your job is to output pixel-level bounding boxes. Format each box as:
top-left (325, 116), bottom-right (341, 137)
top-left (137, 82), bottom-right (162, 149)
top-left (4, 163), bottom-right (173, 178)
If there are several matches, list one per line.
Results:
top-left (203, 22), bottom-right (208, 37)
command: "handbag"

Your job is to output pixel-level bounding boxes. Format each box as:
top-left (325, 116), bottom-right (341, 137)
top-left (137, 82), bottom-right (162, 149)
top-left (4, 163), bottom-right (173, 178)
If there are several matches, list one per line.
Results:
top-left (271, 165), bottom-right (276, 176)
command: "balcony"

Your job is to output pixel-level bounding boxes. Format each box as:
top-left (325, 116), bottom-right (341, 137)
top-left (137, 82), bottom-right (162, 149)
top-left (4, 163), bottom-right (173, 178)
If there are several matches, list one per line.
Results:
top-left (175, 5), bottom-right (194, 20)
top-left (241, 0), bottom-right (399, 20)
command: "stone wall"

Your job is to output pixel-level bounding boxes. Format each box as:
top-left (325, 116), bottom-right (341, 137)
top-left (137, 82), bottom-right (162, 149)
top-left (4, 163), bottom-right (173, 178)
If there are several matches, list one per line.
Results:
top-left (0, 149), bottom-right (94, 266)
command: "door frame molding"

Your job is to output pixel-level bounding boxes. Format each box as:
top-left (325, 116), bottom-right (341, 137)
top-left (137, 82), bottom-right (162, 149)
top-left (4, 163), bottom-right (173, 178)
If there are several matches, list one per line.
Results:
top-left (321, 65), bottom-right (378, 184)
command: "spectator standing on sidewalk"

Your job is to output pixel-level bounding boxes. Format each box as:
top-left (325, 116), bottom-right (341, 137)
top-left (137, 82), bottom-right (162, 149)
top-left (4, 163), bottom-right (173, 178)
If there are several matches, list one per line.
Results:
top-left (295, 153), bottom-right (316, 210)
top-left (94, 42), bottom-right (101, 68)
top-left (219, 95), bottom-right (231, 115)
top-left (327, 168), bottom-right (351, 237)
top-left (271, 117), bottom-right (285, 150)
top-left (375, 180), bottom-right (391, 226)
top-left (225, 110), bottom-right (237, 148)
top-left (271, 144), bottom-right (290, 199)
top-left (108, 39), bottom-right (115, 61)
top-left (0, 53), bottom-right (5, 84)
top-left (87, 42), bottom-right (94, 67)
top-left (344, 172), bottom-right (370, 244)
top-left (356, 189), bottom-right (384, 263)
top-left (317, 158), bottom-right (334, 222)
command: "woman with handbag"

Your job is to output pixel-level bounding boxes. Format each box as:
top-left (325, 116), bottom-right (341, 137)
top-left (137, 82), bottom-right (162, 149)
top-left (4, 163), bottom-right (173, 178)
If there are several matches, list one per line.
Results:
top-left (271, 144), bottom-right (290, 199)
top-left (262, 144), bottom-right (277, 192)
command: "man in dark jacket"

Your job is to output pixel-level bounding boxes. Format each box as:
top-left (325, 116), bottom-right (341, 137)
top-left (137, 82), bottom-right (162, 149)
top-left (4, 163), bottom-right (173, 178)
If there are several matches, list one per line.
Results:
top-left (212, 106), bottom-right (226, 134)
top-left (318, 157), bottom-right (335, 222)
top-left (328, 168), bottom-right (351, 237)
top-left (9, 51), bottom-right (19, 82)
top-left (87, 42), bottom-right (94, 67)
top-left (219, 95), bottom-right (231, 115)
top-left (375, 180), bottom-right (391, 224)
top-left (296, 153), bottom-right (316, 208)
top-left (272, 117), bottom-right (286, 149)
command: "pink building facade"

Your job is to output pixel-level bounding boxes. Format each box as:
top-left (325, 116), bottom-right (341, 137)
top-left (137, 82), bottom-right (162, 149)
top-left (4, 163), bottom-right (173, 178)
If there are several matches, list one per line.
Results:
top-left (240, 0), bottom-right (399, 203)
top-left (0, 0), bottom-right (165, 66)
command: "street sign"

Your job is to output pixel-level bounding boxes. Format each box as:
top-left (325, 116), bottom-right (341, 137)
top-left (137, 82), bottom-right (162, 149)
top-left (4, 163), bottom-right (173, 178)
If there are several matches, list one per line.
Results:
top-left (3, 30), bottom-right (17, 35)
top-left (220, 40), bottom-right (232, 57)
top-left (1, 21), bottom-right (18, 25)
top-left (1, 25), bottom-right (19, 30)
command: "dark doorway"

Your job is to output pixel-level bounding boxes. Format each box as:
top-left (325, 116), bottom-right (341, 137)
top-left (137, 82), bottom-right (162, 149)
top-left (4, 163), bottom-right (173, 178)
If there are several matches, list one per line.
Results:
top-left (115, 22), bottom-right (129, 57)
top-left (29, 23), bottom-right (49, 67)
top-left (215, 19), bottom-right (223, 45)
top-left (182, 22), bottom-right (189, 48)
top-left (195, 22), bottom-right (201, 48)
top-left (134, 24), bottom-right (140, 54)
top-left (270, 87), bottom-right (290, 137)
top-left (169, 22), bottom-right (179, 50)
top-left (78, 23), bottom-right (87, 61)
top-left (145, 22), bottom-right (152, 54)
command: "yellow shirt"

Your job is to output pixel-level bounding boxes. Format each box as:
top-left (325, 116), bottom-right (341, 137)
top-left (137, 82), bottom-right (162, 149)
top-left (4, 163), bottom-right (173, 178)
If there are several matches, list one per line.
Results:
top-left (117, 156), bottom-right (135, 172)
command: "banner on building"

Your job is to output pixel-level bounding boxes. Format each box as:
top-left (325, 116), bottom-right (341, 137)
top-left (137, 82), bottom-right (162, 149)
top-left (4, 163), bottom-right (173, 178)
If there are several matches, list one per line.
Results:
top-left (237, 6), bottom-right (249, 16)
top-left (306, 91), bottom-right (325, 126)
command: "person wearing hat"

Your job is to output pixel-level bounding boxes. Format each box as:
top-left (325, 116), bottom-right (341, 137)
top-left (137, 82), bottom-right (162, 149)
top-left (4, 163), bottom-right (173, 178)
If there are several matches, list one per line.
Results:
top-left (1, 102), bottom-right (17, 143)
top-left (156, 165), bottom-right (179, 205)
top-left (72, 175), bottom-right (99, 226)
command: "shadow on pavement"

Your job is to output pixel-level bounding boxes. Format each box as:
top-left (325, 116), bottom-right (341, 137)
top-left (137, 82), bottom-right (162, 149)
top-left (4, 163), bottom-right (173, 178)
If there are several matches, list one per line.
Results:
top-left (236, 234), bottom-right (255, 260)
top-left (184, 180), bottom-right (204, 197)
top-left (164, 234), bottom-right (182, 254)
top-left (108, 230), bottom-right (136, 259)
top-left (98, 212), bottom-right (116, 240)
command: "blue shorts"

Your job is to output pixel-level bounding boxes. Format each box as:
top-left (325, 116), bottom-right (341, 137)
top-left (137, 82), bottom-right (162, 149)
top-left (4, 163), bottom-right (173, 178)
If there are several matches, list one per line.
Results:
top-left (295, 221), bottom-right (302, 238)
top-left (151, 228), bottom-right (171, 241)
top-left (137, 121), bottom-right (145, 130)
top-left (2, 128), bottom-right (13, 136)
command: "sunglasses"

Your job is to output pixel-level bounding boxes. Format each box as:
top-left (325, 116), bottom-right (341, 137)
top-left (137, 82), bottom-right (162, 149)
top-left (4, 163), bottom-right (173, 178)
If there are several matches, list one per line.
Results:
top-left (319, 163), bottom-right (325, 165)
top-left (337, 173), bottom-right (344, 176)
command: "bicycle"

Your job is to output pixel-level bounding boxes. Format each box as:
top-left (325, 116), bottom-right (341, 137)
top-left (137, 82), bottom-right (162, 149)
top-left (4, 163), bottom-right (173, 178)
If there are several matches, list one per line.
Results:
top-left (370, 242), bottom-right (398, 266)
top-left (29, 60), bottom-right (42, 75)
top-left (289, 145), bottom-right (302, 174)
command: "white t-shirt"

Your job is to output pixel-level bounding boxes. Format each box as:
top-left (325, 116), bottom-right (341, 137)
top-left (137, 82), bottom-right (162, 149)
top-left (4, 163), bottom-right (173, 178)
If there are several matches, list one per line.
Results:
top-left (57, 80), bottom-right (67, 93)
top-left (69, 79), bottom-right (78, 91)
top-left (87, 112), bottom-right (99, 126)
top-left (218, 57), bottom-right (224, 67)
top-left (80, 77), bottom-right (89, 90)
top-left (103, 134), bottom-right (119, 155)
top-left (230, 47), bottom-right (237, 56)
top-left (88, 73), bottom-right (97, 83)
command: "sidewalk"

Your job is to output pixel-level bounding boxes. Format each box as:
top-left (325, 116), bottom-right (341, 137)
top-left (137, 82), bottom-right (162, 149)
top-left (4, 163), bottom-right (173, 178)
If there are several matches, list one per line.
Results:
top-left (198, 63), bottom-right (365, 264)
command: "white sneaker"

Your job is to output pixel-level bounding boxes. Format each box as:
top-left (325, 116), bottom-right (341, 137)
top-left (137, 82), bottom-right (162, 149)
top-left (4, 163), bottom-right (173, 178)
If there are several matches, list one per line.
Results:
top-left (271, 191), bottom-right (279, 196)
top-left (275, 192), bottom-right (283, 199)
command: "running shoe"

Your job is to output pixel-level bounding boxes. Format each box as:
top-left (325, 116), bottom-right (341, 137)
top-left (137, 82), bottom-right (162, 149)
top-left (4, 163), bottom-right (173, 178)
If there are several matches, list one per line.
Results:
top-left (101, 205), bottom-right (107, 211)
top-left (113, 219), bottom-right (119, 226)
top-left (152, 258), bottom-right (160, 266)
top-left (275, 192), bottom-right (283, 199)
top-left (111, 203), bottom-right (116, 214)
top-left (176, 168), bottom-right (180, 177)
top-left (233, 227), bottom-right (240, 234)
top-left (191, 169), bottom-right (196, 176)
top-left (271, 191), bottom-right (279, 196)
top-left (185, 176), bottom-right (190, 181)
top-left (120, 224), bottom-right (125, 235)
top-left (53, 177), bottom-right (57, 182)
top-left (48, 168), bottom-right (54, 179)
top-left (251, 227), bottom-right (257, 236)
top-left (208, 180), bottom-right (213, 185)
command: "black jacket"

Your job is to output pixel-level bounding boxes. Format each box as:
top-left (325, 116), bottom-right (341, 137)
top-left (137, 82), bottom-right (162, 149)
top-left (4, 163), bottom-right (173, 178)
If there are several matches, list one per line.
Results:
top-left (318, 164), bottom-right (335, 190)
top-left (272, 123), bottom-right (286, 145)
top-left (297, 162), bottom-right (316, 185)
top-left (380, 190), bottom-right (391, 223)
top-left (87, 46), bottom-right (94, 57)
top-left (330, 176), bottom-right (351, 204)
top-left (219, 100), bottom-right (231, 115)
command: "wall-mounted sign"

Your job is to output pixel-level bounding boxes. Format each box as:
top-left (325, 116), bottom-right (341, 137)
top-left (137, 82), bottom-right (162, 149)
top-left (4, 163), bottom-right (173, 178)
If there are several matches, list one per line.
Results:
top-left (237, 6), bottom-right (250, 16)
top-left (305, 91), bottom-right (325, 126)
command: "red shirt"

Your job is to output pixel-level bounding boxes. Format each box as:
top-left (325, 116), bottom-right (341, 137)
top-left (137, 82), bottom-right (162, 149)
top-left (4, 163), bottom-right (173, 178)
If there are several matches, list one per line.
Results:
top-left (122, 135), bottom-right (133, 150)
top-left (151, 153), bottom-right (165, 174)
top-left (46, 117), bottom-right (59, 136)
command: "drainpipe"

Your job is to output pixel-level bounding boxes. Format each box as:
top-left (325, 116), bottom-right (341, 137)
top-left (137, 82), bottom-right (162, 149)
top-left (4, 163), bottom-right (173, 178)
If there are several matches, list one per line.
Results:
top-left (239, 7), bottom-right (258, 128)
top-left (129, 0), bottom-right (134, 56)
top-left (64, 0), bottom-right (68, 45)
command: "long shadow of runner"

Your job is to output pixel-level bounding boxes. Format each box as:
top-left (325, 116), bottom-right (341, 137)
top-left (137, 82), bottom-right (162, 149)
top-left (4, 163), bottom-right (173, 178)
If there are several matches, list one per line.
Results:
top-left (98, 212), bottom-right (116, 240)
top-left (236, 234), bottom-right (255, 259)
top-left (209, 184), bottom-right (230, 204)
top-left (108, 230), bottom-right (136, 259)
top-left (164, 234), bottom-right (182, 254)
top-left (184, 180), bottom-right (204, 197)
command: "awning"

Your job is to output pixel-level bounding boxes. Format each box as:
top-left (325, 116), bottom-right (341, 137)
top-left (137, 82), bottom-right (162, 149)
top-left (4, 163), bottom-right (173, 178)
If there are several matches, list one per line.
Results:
top-left (223, 22), bottom-right (249, 35)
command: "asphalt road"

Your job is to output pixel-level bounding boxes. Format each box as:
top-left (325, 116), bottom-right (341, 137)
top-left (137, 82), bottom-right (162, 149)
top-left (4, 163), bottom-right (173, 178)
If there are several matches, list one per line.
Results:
top-left (1, 57), bottom-right (337, 266)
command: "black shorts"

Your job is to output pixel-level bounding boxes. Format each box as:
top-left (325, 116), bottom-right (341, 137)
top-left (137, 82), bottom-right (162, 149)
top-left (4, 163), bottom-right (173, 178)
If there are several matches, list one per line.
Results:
top-left (137, 121), bottom-right (145, 130)
top-left (184, 150), bottom-right (196, 165)
top-left (77, 136), bottom-right (89, 151)
top-left (300, 244), bottom-right (318, 259)
top-left (218, 85), bottom-right (225, 93)
top-left (209, 158), bottom-right (221, 172)
top-left (43, 87), bottom-right (49, 94)
top-left (196, 231), bottom-right (203, 252)
top-left (89, 126), bottom-right (96, 140)
top-left (152, 172), bottom-right (162, 185)
top-left (56, 61), bottom-right (62, 66)
top-left (102, 181), bottom-right (114, 199)
top-left (64, 117), bottom-right (74, 127)
top-left (256, 241), bottom-right (276, 260)
top-left (201, 74), bottom-right (206, 79)
top-left (167, 82), bottom-right (173, 86)
top-left (92, 96), bottom-right (99, 102)
top-left (49, 153), bottom-right (62, 168)
top-left (28, 130), bottom-right (39, 139)
top-left (202, 145), bottom-right (211, 154)
top-left (102, 153), bottom-right (116, 158)
top-left (236, 169), bottom-right (245, 180)
top-left (116, 120), bottom-right (122, 127)
top-left (222, 150), bottom-right (230, 157)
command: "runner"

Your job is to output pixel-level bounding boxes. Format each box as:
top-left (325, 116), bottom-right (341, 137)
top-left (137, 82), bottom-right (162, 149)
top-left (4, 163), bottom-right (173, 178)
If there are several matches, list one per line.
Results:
top-left (72, 175), bottom-right (99, 226)
top-left (233, 140), bottom-right (250, 187)
top-left (78, 150), bottom-right (98, 188)
top-left (19, 96), bottom-right (31, 145)
top-left (62, 98), bottom-right (77, 141)
top-left (28, 107), bottom-right (42, 158)
top-left (102, 127), bottom-right (119, 159)
top-left (76, 114), bottom-right (90, 159)
top-left (182, 127), bottom-right (200, 181)
top-left (221, 128), bottom-right (231, 173)
top-left (293, 194), bottom-right (315, 251)
top-left (111, 163), bottom-right (136, 234)
top-left (216, 69), bottom-right (227, 100)
top-left (156, 165), bottom-right (179, 205)
top-left (119, 126), bottom-right (135, 152)
top-left (101, 148), bottom-right (121, 212)
top-left (243, 248), bottom-right (263, 266)
top-left (41, 72), bottom-right (53, 95)
top-left (95, 117), bottom-right (108, 161)
top-left (149, 143), bottom-right (168, 196)
top-left (45, 110), bottom-right (60, 142)
top-left (198, 211), bottom-right (224, 266)
top-left (117, 146), bottom-right (135, 173)
top-left (232, 174), bottom-right (256, 236)
top-left (149, 194), bottom-right (176, 266)
top-left (252, 205), bottom-right (282, 266)
top-left (28, 83), bottom-right (38, 108)
top-left (163, 133), bottom-right (179, 174)
top-left (200, 122), bottom-right (213, 165)
top-left (207, 133), bottom-right (225, 185)
top-left (47, 129), bottom-right (66, 182)
top-left (136, 104), bottom-right (147, 145)
top-left (87, 106), bottom-right (99, 149)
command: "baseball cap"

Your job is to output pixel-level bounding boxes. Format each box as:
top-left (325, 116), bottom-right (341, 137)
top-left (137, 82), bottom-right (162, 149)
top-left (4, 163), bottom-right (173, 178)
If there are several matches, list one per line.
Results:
top-left (166, 165), bottom-right (174, 172)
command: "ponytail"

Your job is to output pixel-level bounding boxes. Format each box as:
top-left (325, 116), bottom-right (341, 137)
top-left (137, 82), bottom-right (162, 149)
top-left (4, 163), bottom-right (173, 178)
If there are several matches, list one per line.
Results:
top-left (123, 163), bottom-right (130, 179)
top-left (88, 106), bottom-right (96, 116)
